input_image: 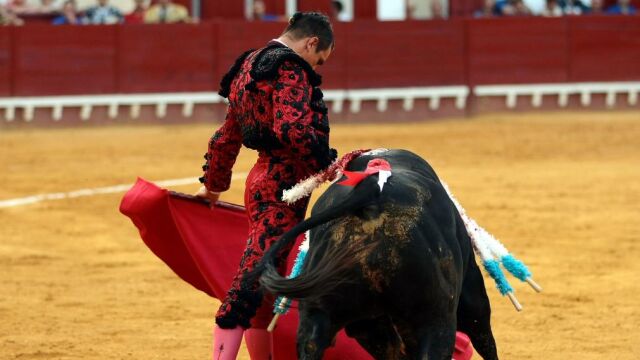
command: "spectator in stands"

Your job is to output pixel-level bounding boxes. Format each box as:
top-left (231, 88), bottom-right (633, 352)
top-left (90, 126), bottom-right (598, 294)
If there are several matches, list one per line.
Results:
top-left (38, 0), bottom-right (56, 13)
top-left (84, 0), bottom-right (123, 24)
top-left (52, 0), bottom-right (82, 24)
top-left (541, 0), bottom-right (563, 15)
top-left (1, 4), bottom-right (24, 24)
top-left (331, 0), bottom-right (350, 21)
top-left (0, 7), bottom-right (7, 24)
top-left (5, 0), bottom-right (57, 16)
top-left (474, 0), bottom-right (499, 17)
top-left (125, 0), bottom-right (147, 24)
top-left (250, 0), bottom-right (280, 21)
top-left (606, 0), bottom-right (637, 14)
top-left (407, 0), bottom-right (448, 19)
top-left (589, 0), bottom-right (604, 13)
top-left (496, 0), bottom-right (532, 15)
top-left (560, 0), bottom-right (590, 14)
top-left (430, 0), bottom-right (445, 18)
top-left (1, 8), bottom-right (23, 25)
top-left (514, 0), bottom-right (533, 14)
top-left (144, 0), bottom-right (189, 23)
top-left (6, 0), bottom-right (38, 14)
top-left (495, 0), bottom-right (510, 14)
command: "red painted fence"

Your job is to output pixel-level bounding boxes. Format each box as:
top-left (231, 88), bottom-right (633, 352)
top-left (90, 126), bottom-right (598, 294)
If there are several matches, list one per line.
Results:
top-left (343, 19), bottom-right (466, 88)
top-left (0, 16), bottom-right (639, 97)
top-left (12, 25), bottom-right (117, 96)
top-left (0, 27), bottom-right (11, 97)
top-left (466, 17), bottom-right (570, 85)
top-left (118, 24), bottom-right (217, 93)
top-left (568, 16), bottom-right (640, 82)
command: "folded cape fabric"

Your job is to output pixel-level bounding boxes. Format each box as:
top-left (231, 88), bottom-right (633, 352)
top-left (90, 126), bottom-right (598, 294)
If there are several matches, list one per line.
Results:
top-left (119, 178), bottom-right (473, 359)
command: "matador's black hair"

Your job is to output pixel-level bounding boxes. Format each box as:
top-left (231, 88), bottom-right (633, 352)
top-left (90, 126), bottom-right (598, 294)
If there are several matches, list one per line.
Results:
top-left (282, 12), bottom-right (334, 51)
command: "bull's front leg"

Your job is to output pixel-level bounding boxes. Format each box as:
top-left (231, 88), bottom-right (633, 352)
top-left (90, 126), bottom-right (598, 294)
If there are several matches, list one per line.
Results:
top-left (296, 308), bottom-right (339, 360)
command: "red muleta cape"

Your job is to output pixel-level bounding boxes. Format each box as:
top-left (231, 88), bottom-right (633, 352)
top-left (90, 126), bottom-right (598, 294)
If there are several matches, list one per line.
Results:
top-left (119, 178), bottom-right (474, 359)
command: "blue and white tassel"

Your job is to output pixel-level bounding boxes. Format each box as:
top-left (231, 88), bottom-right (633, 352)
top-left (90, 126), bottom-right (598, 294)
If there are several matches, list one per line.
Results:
top-left (268, 232), bottom-right (310, 332)
top-left (441, 181), bottom-right (542, 311)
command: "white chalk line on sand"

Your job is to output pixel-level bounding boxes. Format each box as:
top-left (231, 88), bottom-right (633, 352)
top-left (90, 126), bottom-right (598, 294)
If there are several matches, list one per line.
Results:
top-left (0, 172), bottom-right (248, 209)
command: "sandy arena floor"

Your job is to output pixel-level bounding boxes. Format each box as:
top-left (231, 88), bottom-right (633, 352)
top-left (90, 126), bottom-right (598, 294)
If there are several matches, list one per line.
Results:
top-left (1, 111), bottom-right (639, 359)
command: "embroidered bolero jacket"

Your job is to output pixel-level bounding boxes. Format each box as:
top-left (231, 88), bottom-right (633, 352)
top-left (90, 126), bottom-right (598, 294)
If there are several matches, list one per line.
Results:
top-left (200, 42), bottom-right (337, 193)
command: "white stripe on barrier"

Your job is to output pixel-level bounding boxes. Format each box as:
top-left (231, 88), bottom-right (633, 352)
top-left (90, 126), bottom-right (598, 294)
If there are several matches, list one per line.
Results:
top-left (0, 172), bottom-right (248, 209)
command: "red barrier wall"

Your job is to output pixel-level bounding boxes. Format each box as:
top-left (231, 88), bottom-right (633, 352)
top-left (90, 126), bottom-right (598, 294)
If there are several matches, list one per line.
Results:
top-left (0, 27), bottom-right (12, 96)
top-left (215, 21), bottom-right (285, 84)
top-left (317, 22), bottom-right (349, 89)
top-left (345, 19), bottom-right (466, 88)
top-left (118, 24), bottom-right (217, 93)
top-left (12, 25), bottom-right (117, 96)
top-left (297, 0), bottom-right (333, 14)
top-left (467, 17), bottom-right (569, 85)
top-left (201, 0), bottom-right (245, 19)
top-left (273, 0), bottom-right (288, 15)
top-left (450, 0), bottom-right (484, 18)
top-left (261, 0), bottom-right (285, 15)
top-left (568, 16), bottom-right (640, 82)
top-left (354, 0), bottom-right (377, 19)
top-left (1, 17), bottom-right (640, 97)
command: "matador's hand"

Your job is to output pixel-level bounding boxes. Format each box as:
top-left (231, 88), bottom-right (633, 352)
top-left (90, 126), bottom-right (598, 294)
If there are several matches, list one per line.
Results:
top-left (195, 186), bottom-right (221, 206)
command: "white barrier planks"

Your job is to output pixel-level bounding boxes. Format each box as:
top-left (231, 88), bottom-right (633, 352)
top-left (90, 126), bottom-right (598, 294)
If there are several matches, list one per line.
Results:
top-left (1, 82), bottom-right (638, 122)
top-left (0, 92), bottom-right (225, 122)
top-left (474, 82), bottom-right (640, 109)
top-left (0, 86), bottom-right (469, 122)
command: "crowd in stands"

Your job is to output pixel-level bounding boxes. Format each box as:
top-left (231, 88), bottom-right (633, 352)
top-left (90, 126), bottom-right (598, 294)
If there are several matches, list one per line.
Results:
top-left (1, 0), bottom-right (636, 26)
top-left (0, 0), bottom-right (191, 25)
top-left (475, 0), bottom-right (637, 17)
top-left (246, 0), bottom-right (352, 22)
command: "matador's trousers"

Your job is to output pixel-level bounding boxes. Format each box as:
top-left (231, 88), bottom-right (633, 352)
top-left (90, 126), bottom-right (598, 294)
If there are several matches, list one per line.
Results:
top-left (215, 159), bottom-right (309, 329)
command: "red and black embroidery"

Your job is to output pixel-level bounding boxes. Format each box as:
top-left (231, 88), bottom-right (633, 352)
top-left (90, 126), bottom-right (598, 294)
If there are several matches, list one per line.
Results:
top-left (215, 163), bottom-right (310, 329)
top-left (218, 49), bottom-right (255, 99)
top-left (201, 42), bottom-right (336, 329)
top-left (247, 43), bottom-right (322, 88)
top-left (200, 42), bottom-right (336, 193)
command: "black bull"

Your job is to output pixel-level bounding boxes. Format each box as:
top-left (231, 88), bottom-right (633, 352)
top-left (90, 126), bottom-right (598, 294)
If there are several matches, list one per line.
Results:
top-left (251, 149), bottom-right (499, 360)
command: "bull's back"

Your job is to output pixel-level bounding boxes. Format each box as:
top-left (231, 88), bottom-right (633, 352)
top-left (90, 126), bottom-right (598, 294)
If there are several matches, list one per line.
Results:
top-left (314, 149), bottom-right (443, 217)
top-left (311, 149), bottom-right (464, 306)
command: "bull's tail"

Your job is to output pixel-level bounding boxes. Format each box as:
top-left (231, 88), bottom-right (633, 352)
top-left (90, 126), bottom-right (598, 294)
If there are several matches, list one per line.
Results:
top-left (248, 175), bottom-right (382, 300)
top-left (261, 234), bottom-right (373, 301)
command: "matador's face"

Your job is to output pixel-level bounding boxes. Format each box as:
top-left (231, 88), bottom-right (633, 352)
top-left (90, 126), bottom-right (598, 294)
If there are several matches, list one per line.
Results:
top-left (296, 37), bottom-right (333, 70)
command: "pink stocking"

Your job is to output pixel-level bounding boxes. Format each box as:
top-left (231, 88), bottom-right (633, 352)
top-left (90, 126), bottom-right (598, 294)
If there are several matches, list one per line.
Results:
top-left (244, 328), bottom-right (273, 360)
top-left (453, 331), bottom-right (474, 360)
top-left (212, 325), bottom-right (244, 360)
